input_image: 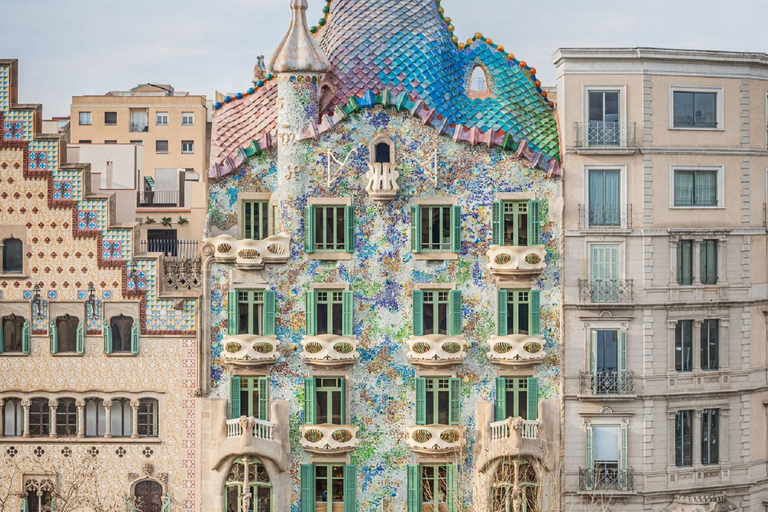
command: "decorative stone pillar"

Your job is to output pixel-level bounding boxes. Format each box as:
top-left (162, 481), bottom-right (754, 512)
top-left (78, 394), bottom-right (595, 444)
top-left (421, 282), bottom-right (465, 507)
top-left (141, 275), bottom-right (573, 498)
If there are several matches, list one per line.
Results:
top-left (512, 459), bottom-right (522, 512)
top-left (21, 399), bottom-right (30, 438)
top-left (693, 239), bottom-right (702, 285)
top-left (692, 409), bottom-right (702, 467)
top-left (693, 320), bottom-right (703, 371)
top-left (48, 399), bottom-right (58, 438)
top-left (103, 399), bottom-right (112, 439)
top-left (76, 399), bottom-right (85, 438)
top-left (242, 455), bottom-right (252, 512)
top-left (131, 399), bottom-right (140, 439)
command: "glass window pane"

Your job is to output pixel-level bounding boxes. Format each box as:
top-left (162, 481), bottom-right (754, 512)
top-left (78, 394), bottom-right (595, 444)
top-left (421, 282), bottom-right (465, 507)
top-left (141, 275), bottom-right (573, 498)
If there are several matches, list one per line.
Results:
top-left (593, 425), bottom-right (619, 462)
top-left (694, 93), bottom-right (717, 128)
top-left (588, 92), bottom-right (604, 122)
top-left (674, 92), bottom-right (694, 127)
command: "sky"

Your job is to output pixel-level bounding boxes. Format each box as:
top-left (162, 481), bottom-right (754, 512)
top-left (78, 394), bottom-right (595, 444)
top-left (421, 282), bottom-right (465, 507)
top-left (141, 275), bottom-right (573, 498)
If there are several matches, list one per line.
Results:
top-left (3, 0), bottom-right (768, 118)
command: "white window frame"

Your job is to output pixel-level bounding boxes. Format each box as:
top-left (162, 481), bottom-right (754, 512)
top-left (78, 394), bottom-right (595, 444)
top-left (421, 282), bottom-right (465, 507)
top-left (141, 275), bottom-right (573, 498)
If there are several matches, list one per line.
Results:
top-left (155, 112), bottom-right (169, 126)
top-left (181, 112), bottom-right (194, 126)
top-left (181, 141), bottom-right (194, 154)
top-left (582, 165), bottom-right (629, 229)
top-left (581, 85), bottom-right (628, 147)
top-left (669, 165), bottom-right (725, 209)
top-left (78, 112), bottom-right (92, 126)
top-left (669, 86), bottom-right (724, 131)
top-left (155, 140), bottom-right (169, 154)
top-left (585, 240), bottom-right (625, 281)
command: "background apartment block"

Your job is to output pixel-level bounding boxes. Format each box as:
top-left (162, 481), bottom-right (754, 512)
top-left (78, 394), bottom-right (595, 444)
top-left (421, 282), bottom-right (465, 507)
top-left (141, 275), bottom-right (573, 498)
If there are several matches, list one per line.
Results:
top-left (555, 48), bottom-right (768, 511)
top-left (70, 84), bottom-right (208, 254)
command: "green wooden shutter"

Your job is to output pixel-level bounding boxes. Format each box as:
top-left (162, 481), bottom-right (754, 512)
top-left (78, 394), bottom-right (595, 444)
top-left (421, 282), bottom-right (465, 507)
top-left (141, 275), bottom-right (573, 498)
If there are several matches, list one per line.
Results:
top-left (448, 290), bottom-right (462, 336)
top-left (76, 322), bottom-right (84, 355)
top-left (229, 376), bottom-right (241, 418)
top-left (103, 320), bottom-right (112, 355)
top-left (585, 425), bottom-right (594, 491)
top-left (343, 464), bottom-right (357, 512)
top-left (528, 200), bottom-right (541, 246)
top-left (304, 206), bottom-right (315, 254)
top-left (340, 377), bottom-right (347, 424)
top-left (497, 289), bottom-right (508, 336)
top-left (415, 377), bottom-right (426, 426)
top-left (305, 290), bottom-right (317, 336)
top-left (450, 205), bottom-right (461, 253)
top-left (21, 496), bottom-right (29, 512)
top-left (492, 201), bottom-right (503, 246)
top-left (701, 240), bottom-right (718, 285)
top-left (618, 330), bottom-right (627, 393)
top-left (342, 290), bottom-right (353, 336)
top-left (263, 290), bottom-right (276, 336)
top-left (227, 289), bottom-right (238, 335)
top-left (21, 319), bottom-right (30, 355)
top-left (49, 320), bottom-right (58, 354)
top-left (529, 289), bottom-right (541, 335)
top-left (304, 378), bottom-right (316, 425)
top-left (411, 206), bottom-right (421, 253)
top-left (300, 464), bottom-right (315, 512)
top-left (527, 377), bottom-right (539, 420)
top-left (407, 464), bottom-right (422, 512)
top-left (258, 376), bottom-right (269, 421)
top-left (449, 377), bottom-right (461, 426)
top-left (344, 205), bottom-right (355, 253)
top-left (589, 331), bottom-right (598, 374)
top-left (412, 290), bottom-right (424, 336)
top-left (619, 423), bottom-right (628, 490)
top-left (131, 319), bottom-right (140, 355)
top-left (495, 377), bottom-right (506, 421)
top-left (446, 464), bottom-right (458, 512)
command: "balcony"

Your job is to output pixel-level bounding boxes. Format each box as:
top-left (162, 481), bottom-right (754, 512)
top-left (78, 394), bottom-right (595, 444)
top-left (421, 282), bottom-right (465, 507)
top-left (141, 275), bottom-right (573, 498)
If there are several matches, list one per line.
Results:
top-left (130, 123), bottom-right (149, 133)
top-left (405, 424), bottom-right (465, 454)
top-left (226, 416), bottom-right (275, 440)
top-left (490, 417), bottom-right (539, 443)
top-left (299, 424), bottom-right (360, 454)
top-left (487, 245), bottom-right (547, 278)
top-left (139, 239), bottom-right (200, 258)
top-left (203, 234), bottom-right (291, 270)
top-left (136, 190), bottom-right (181, 208)
top-left (578, 279), bottom-right (633, 305)
top-left (578, 205), bottom-right (632, 230)
top-left (579, 467), bottom-right (635, 493)
top-left (300, 334), bottom-right (359, 367)
top-left (579, 371), bottom-right (635, 397)
top-left (221, 335), bottom-right (279, 366)
top-left (574, 122), bottom-right (637, 152)
top-left (407, 334), bottom-right (466, 367)
top-left (487, 334), bottom-right (546, 366)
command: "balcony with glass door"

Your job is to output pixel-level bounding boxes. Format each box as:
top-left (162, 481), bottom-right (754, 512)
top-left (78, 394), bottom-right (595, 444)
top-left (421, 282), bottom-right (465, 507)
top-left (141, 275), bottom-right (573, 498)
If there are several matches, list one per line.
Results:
top-left (574, 90), bottom-right (636, 152)
top-left (130, 109), bottom-right (149, 133)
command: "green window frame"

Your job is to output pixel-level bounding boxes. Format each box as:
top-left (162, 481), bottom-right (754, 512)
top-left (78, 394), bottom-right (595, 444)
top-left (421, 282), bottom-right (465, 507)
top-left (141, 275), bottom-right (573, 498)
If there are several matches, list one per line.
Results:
top-left (304, 205), bottom-right (355, 253)
top-left (241, 200), bottom-right (269, 240)
top-left (304, 377), bottom-right (346, 425)
top-left (492, 200), bottom-right (541, 246)
top-left (301, 464), bottom-right (356, 512)
top-left (413, 289), bottom-right (461, 336)
top-left (676, 240), bottom-right (694, 285)
top-left (585, 423), bottom-right (628, 491)
top-left (411, 205), bottom-right (461, 254)
top-left (227, 289), bottom-right (276, 336)
top-left (306, 289), bottom-right (353, 337)
top-left (494, 377), bottom-right (538, 421)
top-left (0, 314), bottom-right (30, 354)
top-left (406, 464), bottom-right (458, 512)
top-left (229, 375), bottom-right (269, 420)
top-left (416, 377), bottom-right (460, 426)
top-left (224, 457), bottom-right (273, 512)
top-left (701, 408), bottom-right (719, 465)
top-left (497, 289), bottom-right (541, 336)
top-left (700, 239), bottom-right (718, 285)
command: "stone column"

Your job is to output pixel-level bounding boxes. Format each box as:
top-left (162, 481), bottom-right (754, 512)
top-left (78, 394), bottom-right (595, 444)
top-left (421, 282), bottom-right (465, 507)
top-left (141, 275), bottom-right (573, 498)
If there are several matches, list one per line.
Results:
top-left (103, 399), bottom-right (112, 438)
top-left (76, 399), bottom-right (85, 438)
top-left (693, 409), bottom-right (703, 467)
top-left (242, 455), bottom-right (251, 512)
top-left (21, 399), bottom-right (30, 438)
top-left (131, 399), bottom-right (140, 438)
top-left (693, 239), bottom-right (702, 285)
top-left (48, 399), bottom-right (58, 438)
top-left (719, 317), bottom-right (730, 370)
top-left (693, 320), bottom-right (703, 371)
top-left (0, 398), bottom-right (4, 438)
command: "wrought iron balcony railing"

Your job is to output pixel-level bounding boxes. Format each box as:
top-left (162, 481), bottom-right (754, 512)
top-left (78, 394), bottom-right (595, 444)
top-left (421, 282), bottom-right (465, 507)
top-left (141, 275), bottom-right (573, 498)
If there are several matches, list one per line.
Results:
top-left (574, 122), bottom-right (637, 148)
top-left (579, 467), bottom-right (634, 492)
top-left (578, 279), bottom-right (633, 304)
top-left (139, 239), bottom-right (200, 258)
top-left (578, 204), bottom-right (632, 229)
top-left (136, 190), bottom-right (181, 208)
top-left (579, 370), bottom-right (635, 395)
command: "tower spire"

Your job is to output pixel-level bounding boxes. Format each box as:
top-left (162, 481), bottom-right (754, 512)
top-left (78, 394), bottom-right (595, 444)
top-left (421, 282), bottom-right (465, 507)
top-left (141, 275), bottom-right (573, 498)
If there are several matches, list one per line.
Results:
top-left (267, 0), bottom-right (330, 74)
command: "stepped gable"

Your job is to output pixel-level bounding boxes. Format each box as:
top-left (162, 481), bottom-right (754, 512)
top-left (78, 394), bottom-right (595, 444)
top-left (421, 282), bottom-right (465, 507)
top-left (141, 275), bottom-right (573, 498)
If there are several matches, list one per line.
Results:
top-left (209, 0), bottom-right (561, 178)
top-left (0, 59), bottom-right (196, 335)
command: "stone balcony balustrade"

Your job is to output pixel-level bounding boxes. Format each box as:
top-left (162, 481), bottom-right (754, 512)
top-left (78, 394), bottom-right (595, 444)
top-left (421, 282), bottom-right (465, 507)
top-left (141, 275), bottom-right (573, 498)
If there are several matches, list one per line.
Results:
top-left (226, 417), bottom-right (275, 440)
top-left (487, 245), bottom-right (547, 278)
top-left (300, 334), bottom-right (359, 367)
top-left (406, 334), bottom-right (466, 367)
top-left (405, 424), bottom-right (466, 454)
top-left (299, 424), bottom-right (360, 454)
top-left (221, 335), bottom-right (279, 366)
top-left (487, 334), bottom-right (546, 366)
top-left (203, 234), bottom-right (290, 270)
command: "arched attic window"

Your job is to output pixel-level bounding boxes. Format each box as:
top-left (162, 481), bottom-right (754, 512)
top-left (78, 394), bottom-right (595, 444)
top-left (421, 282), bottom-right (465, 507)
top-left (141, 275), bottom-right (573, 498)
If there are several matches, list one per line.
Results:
top-left (468, 65), bottom-right (492, 99)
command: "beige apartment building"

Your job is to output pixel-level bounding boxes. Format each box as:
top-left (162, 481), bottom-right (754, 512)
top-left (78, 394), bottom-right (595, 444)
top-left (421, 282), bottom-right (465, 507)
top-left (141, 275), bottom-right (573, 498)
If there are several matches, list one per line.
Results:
top-left (555, 48), bottom-right (768, 511)
top-left (70, 84), bottom-right (208, 254)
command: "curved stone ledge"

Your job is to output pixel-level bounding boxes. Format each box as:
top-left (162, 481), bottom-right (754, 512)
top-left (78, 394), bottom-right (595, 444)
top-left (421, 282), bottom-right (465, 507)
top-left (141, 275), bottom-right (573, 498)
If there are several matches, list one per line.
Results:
top-left (487, 245), bottom-right (546, 276)
top-left (299, 424), bottom-right (360, 454)
top-left (300, 334), bottom-right (359, 367)
top-left (407, 334), bottom-right (466, 367)
top-left (405, 424), bottom-right (465, 454)
top-left (221, 335), bottom-right (279, 366)
top-left (202, 234), bottom-right (290, 269)
top-left (487, 334), bottom-right (546, 366)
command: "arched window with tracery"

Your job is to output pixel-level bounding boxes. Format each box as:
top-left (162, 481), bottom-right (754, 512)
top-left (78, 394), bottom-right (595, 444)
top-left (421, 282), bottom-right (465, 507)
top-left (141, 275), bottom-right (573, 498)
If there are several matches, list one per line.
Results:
top-left (110, 314), bottom-right (134, 353)
top-left (24, 478), bottom-right (53, 512)
top-left (491, 457), bottom-right (539, 512)
top-left (133, 479), bottom-right (163, 512)
top-left (1, 313), bottom-right (26, 352)
top-left (225, 457), bottom-right (272, 512)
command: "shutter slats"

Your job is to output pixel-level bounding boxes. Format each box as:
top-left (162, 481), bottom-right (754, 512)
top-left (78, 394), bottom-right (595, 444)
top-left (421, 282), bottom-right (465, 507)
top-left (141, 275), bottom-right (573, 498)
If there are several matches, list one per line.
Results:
top-left (131, 319), bottom-right (140, 355)
top-left (227, 290), bottom-right (238, 335)
top-left (263, 290), bottom-right (276, 336)
top-left (497, 289), bottom-right (508, 336)
top-left (411, 205), bottom-right (421, 253)
top-left (413, 291), bottom-right (424, 337)
top-left (448, 290), bottom-right (462, 336)
top-left (229, 376), bottom-right (241, 419)
top-left (21, 318), bottom-right (30, 355)
top-left (528, 200), bottom-right (541, 246)
top-left (304, 377), bottom-right (316, 425)
top-left (258, 376), bottom-right (269, 421)
top-left (495, 377), bottom-right (506, 421)
top-left (492, 201), bottom-right (502, 246)
top-left (450, 205), bottom-right (461, 253)
top-left (529, 289), bottom-right (541, 335)
top-left (345, 205), bottom-right (355, 253)
top-left (585, 426), bottom-right (594, 491)
top-left (76, 322), bottom-right (84, 355)
top-left (103, 319), bottom-right (112, 355)
top-left (49, 320), bottom-right (58, 354)
top-left (342, 290), bottom-right (353, 336)
top-left (526, 377), bottom-right (539, 420)
top-left (407, 464), bottom-right (422, 512)
top-left (343, 464), bottom-right (357, 512)
top-left (449, 377), bottom-right (461, 426)
top-left (305, 290), bottom-right (317, 337)
top-left (340, 377), bottom-right (347, 424)
top-left (300, 464), bottom-right (315, 512)
top-left (415, 378), bottom-right (426, 426)
top-left (304, 205), bottom-right (315, 254)
top-left (446, 464), bottom-right (459, 512)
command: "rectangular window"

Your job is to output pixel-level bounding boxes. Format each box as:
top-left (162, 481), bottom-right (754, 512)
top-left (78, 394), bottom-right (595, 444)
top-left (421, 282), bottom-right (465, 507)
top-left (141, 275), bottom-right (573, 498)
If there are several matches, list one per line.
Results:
top-left (492, 200), bottom-right (540, 247)
top-left (315, 377), bottom-right (345, 424)
top-left (424, 377), bottom-right (451, 425)
top-left (673, 91), bottom-right (717, 128)
top-left (238, 377), bottom-right (269, 421)
top-left (674, 170), bottom-right (718, 207)
top-left (314, 205), bottom-right (347, 252)
top-left (316, 290), bottom-right (344, 336)
top-left (701, 409), bottom-right (719, 465)
top-left (421, 465), bottom-right (448, 511)
top-left (155, 140), bottom-right (169, 154)
top-left (497, 289), bottom-right (540, 337)
top-left (421, 205), bottom-right (451, 251)
top-left (181, 140), bottom-right (194, 154)
top-left (422, 290), bottom-right (449, 335)
top-left (592, 425), bottom-right (619, 488)
top-left (137, 399), bottom-right (158, 437)
top-left (700, 240), bottom-right (718, 285)
top-left (414, 289), bottom-right (462, 337)
top-left (78, 112), bottom-right (92, 126)
top-left (104, 112), bottom-right (117, 125)
top-left (590, 244), bottom-right (620, 303)
top-left (242, 200), bottom-right (269, 240)
top-left (675, 410), bottom-right (693, 467)
top-left (56, 399), bottom-right (78, 436)
top-left (407, 464), bottom-right (456, 512)
top-left (677, 240), bottom-right (694, 285)
top-left (130, 110), bottom-right (148, 132)
top-left (700, 319), bottom-right (719, 371)
top-left (675, 320), bottom-right (693, 372)
top-left (588, 90), bottom-right (621, 146)
top-left (104, 140), bottom-right (117, 144)
top-left (3, 399), bottom-right (23, 436)
top-left (588, 170), bottom-right (621, 226)
top-left (592, 330), bottom-right (620, 394)
top-left (110, 398), bottom-right (132, 437)
top-left (78, 140), bottom-right (91, 144)
top-left (156, 112), bottom-right (169, 126)
top-left (181, 112), bottom-right (194, 126)
top-left (314, 465), bottom-right (345, 510)
top-left (495, 377), bottom-right (536, 421)
top-left (84, 398), bottom-right (106, 437)
top-left (237, 290), bottom-right (264, 335)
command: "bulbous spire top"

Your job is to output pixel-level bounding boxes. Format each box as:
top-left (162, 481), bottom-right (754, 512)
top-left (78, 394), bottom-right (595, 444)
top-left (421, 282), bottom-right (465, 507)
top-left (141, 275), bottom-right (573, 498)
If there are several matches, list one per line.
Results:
top-left (267, 0), bottom-right (330, 74)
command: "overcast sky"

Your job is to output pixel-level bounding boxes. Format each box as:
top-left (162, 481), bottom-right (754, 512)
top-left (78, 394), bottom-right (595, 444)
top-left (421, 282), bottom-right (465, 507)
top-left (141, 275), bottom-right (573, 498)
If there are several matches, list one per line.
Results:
top-left (4, 0), bottom-right (768, 117)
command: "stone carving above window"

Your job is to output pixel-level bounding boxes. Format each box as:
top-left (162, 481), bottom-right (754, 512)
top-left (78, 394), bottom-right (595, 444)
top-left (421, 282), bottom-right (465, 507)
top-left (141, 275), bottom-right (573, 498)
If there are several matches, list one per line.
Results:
top-left (365, 134), bottom-right (398, 202)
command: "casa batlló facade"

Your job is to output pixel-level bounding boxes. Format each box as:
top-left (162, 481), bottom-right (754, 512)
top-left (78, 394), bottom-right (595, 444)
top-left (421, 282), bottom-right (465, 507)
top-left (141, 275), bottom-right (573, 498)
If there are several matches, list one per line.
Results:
top-left (200, 0), bottom-right (562, 511)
